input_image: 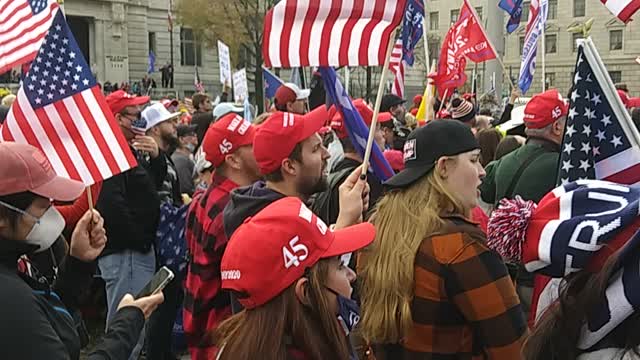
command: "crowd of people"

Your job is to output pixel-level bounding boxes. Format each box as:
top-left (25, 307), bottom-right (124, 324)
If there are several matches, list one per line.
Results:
top-left (2, 74), bottom-right (640, 360)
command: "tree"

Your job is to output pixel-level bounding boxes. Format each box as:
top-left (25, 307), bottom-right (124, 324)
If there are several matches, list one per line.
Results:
top-left (176, 0), bottom-right (277, 112)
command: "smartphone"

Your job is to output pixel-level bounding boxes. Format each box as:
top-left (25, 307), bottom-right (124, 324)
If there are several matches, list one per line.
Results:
top-left (136, 266), bottom-right (174, 299)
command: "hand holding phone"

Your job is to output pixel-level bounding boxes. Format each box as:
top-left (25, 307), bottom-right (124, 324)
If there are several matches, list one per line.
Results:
top-left (118, 293), bottom-right (164, 320)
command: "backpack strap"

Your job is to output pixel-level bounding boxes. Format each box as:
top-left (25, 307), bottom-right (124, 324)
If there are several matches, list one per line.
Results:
top-left (504, 150), bottom-right (547, 199)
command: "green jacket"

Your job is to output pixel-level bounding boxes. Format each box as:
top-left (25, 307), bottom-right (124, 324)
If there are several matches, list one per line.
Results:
top-left (480, 138), bottom-right (561, 205)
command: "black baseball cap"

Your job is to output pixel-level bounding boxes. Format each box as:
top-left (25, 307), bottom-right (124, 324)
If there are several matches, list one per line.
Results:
top-left (177, 124), bottom-right (198, 137)
top-left (380, 94), bottom-right (406, 112)
top-left (383, 120), bottom-right (479, 189)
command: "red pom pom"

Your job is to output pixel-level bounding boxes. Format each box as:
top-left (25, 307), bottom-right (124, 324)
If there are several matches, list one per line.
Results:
top-left (487, 196), bottom-right (537, 263)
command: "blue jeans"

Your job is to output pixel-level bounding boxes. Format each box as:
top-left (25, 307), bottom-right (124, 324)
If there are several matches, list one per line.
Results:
top-left (99, 248), bottom-right (156, 360)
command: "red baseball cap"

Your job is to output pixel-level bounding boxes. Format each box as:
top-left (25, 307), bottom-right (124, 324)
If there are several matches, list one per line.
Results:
top-left (330, 99), bottom-right (374, 139)
top-left (160, 98), bottom-right (180, 110)
top-left (202, 113), bottom-right (256, 167)
top-left (383, 149), bottom-right (405, 172)
top-left (413, 94), bottom-right (423, 106)
top-left (274, 83), bottom-right (311, 108)
top-left (0, 142), bottom-right (85, 201)
top-left (523, 89), bottom-right (568, 129)
top-left (106, 90), bottom-right (150, 115)
top-left (253, 106), bottom-right (330, 174)
top-left (378, 112), bottom-right (394, 124)
top-left (220, 197), bottom-right (375, 309)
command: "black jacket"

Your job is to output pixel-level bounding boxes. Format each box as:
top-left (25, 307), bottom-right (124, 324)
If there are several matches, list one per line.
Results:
top-left (0, 239), bottom-right (145, 359)
top-left (97, 149), bottom-right (165, 256)
top-left (222, 181), bottom-right (286, 239)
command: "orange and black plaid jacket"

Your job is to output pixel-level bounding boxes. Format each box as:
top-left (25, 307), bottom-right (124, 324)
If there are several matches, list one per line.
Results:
top-left (401, 215), bottom-right (527, 359)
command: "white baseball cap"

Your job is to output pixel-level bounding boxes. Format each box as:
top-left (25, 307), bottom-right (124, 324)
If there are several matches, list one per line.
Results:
top-left (139, 103), bottom-right (180, 132)
top-left (213, 102), bottom-right (244, 119)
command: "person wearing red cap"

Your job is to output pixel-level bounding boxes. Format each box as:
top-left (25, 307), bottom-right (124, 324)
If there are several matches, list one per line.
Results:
top-left (215, 197), bottom-right (375, 359)
top-left (222, 106), bottom-right (370, 244)
top-left (183, 113), bottom-right (261, 360)
top-left (274, 82), bottom-right (311, 114)
top-left (98, 89), bottom-right (165, 360)
top-left (312, 99), bottom-right (386, 225)
top-left (479, 88), bottom-right (568, 318)
top-left (0, 142), bottom-right (164, 359)
top-left (409, 94), bottom-right (422, 117)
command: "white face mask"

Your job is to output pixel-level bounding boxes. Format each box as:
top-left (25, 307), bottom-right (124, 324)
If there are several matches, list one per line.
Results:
top-left (0, 201), bottom-right (66, 252)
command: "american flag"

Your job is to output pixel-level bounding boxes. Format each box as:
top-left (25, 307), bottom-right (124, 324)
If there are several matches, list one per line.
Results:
top-left (389, 39), bottom-right (405, 98)
top-left (194, 66), bottom-right (204, 93)
top-left (0, 0), bottom-right (59, 75)
top-left (558, 44), bottom-right (640, 185)
top-left (263, 0), bottom-right (406, 68)
top-left (602, 0), bottom-right (640, 23)
top-left (0, 11), bottom-right (137, 186)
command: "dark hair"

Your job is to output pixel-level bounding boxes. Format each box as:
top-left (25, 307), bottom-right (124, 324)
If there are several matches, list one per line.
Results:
top-left (495, 136), bottom-right (523, 160)
top-left (192, 93), bottom-right (209, 110)
top-left (523, 254), bottom-right (640, 360)
top-left (275, 101), bottom-right (288, 112)
top-left (215, 259), bottom-right (350, 360)
top-left (264, 143), bottom-right (304, 182)
top-left (0, 192), bottom-right (38, 230)
top-left (477, 128), bottom-right (502, 167)
top-left (380, 121), bottom-right (395, 131)
top-left (339, 137), bottom-right (355, 154)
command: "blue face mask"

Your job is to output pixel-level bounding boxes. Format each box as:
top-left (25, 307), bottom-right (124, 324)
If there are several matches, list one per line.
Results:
top-left (326, 287), bottom-right (360, 336)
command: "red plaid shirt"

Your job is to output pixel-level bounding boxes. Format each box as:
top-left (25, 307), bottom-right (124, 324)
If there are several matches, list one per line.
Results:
top-left (183, 174), bottom-right (238, 360)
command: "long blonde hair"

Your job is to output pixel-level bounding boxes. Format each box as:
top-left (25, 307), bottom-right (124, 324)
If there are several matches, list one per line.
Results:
top-left (359, 167), bottom-right (464, 344)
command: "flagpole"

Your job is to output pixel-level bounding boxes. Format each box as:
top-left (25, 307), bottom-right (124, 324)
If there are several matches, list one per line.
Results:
top-left (362, 27), bottom-right (399, 175)
top-left (541, 25), bottom-right (546, 92)
top-left (345, 67), bottom-right (350, 94)
top-left (422, 15), bottom-right (430, 72)
top-left (466, 0), bottom-right (515, 90)
top-left (438, 89), bottom-right (449, 114)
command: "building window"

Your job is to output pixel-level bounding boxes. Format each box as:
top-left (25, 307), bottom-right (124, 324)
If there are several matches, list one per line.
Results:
top-left (545, 34), bottom-right (557, 53)
top-left (574, 0), bottom-right (586, 17)
top-left (180, 27), bottom-right (202, 66)
top-left (610, 30), bottom-right (623, 50)
top-left (519, 36), bottom-right (525, 55)
top-left (522, 1), bottom-right (530, 22)
top-left (450, 9), bottom-right (459, 24)
top-left (609, 71), bottom-right (622, 84)
top-left (475, 7), bottom-right (483, 21)
top-left (545, 73), bottom-right (555, 88)
top-left (148, 32), bottom-right (157, 55)
top-left (572, 33), bottom-right (583, 52)
top-left (548, 0), bottom-right (557, 19)
top-left (428, 38), bottom-right (441, 62)
top-left (429, 12), bottom-right (439, 30)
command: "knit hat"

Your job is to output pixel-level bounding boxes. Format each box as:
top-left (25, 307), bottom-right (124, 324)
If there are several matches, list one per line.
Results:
top-left (487, 180), bottom-right (640, 349)
top-left (449, 98), bottom-right (476, 123)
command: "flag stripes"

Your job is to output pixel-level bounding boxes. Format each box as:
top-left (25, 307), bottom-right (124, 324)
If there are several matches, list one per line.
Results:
top-left (0, 0), bottom-right (58, 74)
top-left (263, 0), bottom-right (406, 67)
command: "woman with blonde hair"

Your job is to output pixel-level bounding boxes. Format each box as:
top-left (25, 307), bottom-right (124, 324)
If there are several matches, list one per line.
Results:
top-left (359, 120), bottom-right (527, 359)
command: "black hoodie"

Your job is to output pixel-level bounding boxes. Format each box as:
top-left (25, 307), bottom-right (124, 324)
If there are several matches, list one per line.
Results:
top-left (0, 238), bottom-right (144, 359)
top-left (223, 181), bottom-right (286, 239)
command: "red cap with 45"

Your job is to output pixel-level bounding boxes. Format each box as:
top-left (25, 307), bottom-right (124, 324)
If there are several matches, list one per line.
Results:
top-left (220, 197), bottom-right (375, 309)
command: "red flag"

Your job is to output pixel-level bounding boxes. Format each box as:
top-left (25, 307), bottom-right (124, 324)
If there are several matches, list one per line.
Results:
top-left (263, 0), bottom-right (406, 67)
top-left (0, 0), bottom-right (59, 74)
top-left (1, 11), bottom-right (137, 185)
top-left (431, 0), bottom-right (497, 96)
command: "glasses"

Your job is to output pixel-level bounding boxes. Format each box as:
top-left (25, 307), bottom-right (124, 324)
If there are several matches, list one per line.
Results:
top-left (121, 112), bottom-right (141, 121)
top-left (0, 200), bottom-right (48, 224)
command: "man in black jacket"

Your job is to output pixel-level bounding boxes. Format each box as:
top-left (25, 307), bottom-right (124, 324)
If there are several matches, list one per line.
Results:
top-left (97, 90), bottom-right (166, 360)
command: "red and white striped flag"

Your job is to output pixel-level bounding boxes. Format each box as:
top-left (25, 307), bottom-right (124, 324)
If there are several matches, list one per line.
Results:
top-left (601, 0), bottom-right (640, 23)
top-left (263, 0), bottom-right (407, 68)
top-left (389, 39), bottom-right (405, 98)
top-left (0, 0), bottom-right (59, 75)
top-left (1, 11), bottom-right (136, 186)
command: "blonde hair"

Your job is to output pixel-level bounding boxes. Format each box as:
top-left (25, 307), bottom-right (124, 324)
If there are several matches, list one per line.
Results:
top-left (359, 166), bottom-right (465, 344)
